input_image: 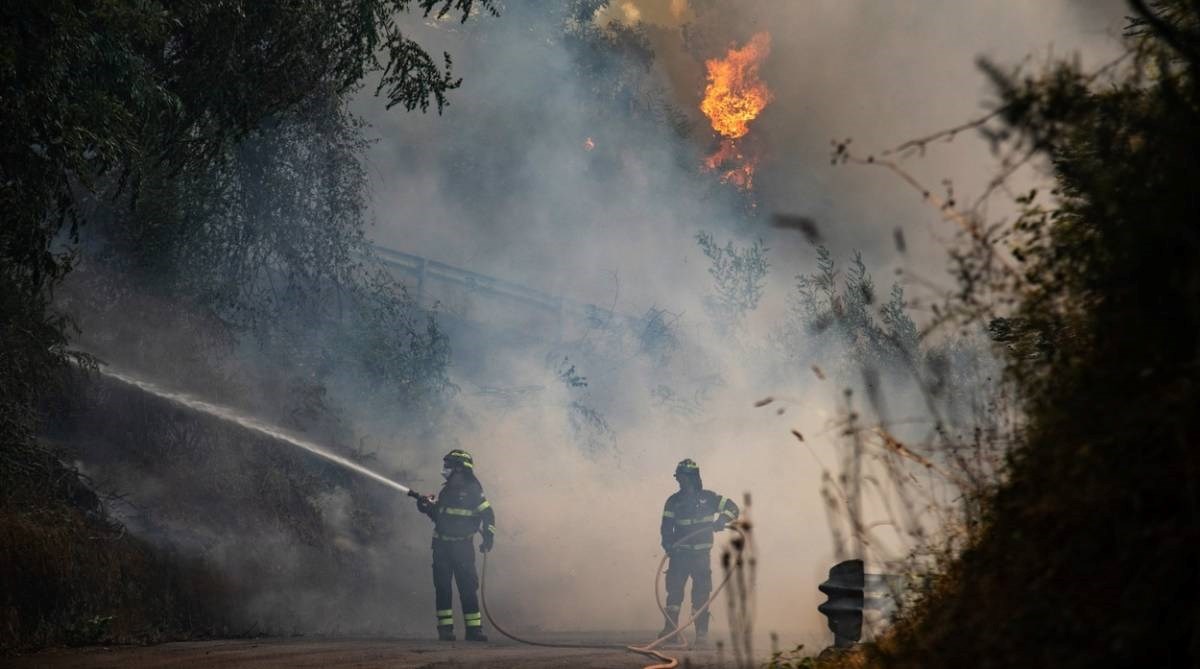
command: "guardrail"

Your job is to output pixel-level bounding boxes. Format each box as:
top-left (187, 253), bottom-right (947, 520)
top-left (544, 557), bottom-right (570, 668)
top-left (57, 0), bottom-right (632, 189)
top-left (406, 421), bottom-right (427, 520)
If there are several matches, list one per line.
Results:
top-left (369, 244), bottom-right (633, 338)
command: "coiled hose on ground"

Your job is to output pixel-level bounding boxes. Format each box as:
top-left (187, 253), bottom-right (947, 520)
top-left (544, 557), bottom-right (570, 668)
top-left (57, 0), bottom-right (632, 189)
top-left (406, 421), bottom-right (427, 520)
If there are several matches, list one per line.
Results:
top-left (480, 525), bottom-right (748, 669)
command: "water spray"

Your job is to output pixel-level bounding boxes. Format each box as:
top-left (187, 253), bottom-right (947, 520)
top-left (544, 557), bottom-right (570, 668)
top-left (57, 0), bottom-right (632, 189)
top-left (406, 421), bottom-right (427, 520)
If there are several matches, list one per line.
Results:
top-left (93, 364), bottom-right (416, 496)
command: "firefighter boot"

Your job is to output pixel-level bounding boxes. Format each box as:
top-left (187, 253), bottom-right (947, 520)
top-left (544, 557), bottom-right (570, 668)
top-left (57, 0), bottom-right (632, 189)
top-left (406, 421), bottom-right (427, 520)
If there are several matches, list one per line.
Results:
top-left (658, 606), bottom-right (682, 644)
top-left (437, 625), bottom-right (455, 642)
top-left (465, 627), bottom-right (488, 642)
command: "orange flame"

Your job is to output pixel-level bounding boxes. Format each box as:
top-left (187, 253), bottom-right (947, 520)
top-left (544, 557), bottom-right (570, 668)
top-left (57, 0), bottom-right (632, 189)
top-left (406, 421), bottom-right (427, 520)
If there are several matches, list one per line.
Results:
top-left (705, 138), bottom-right (758, 190)
top-left (700, 32), bottom-right (772, 192)
top-left (700, 32), bottom-right (773, 140)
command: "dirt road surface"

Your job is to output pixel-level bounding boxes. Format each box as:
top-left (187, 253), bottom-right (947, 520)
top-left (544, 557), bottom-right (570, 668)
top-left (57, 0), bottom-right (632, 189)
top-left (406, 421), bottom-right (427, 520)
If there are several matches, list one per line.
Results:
top-left (5, 636), bottom-right (735, 668)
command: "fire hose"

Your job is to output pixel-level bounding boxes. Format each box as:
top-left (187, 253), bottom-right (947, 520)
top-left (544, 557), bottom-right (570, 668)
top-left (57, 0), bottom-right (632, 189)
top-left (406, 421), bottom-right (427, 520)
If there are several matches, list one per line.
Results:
top-left (479, 524), bottom-right (748, 669)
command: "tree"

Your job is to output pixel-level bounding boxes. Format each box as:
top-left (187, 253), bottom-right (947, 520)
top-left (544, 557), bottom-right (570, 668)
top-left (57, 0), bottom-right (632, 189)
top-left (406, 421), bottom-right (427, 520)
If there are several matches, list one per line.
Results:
top-left (696, 231), bottom-right (769, 336)
top-left (1, 4), bottom-right (493, 644)
top-left (776, 246), bottom-right (918, 377)
top-left (1, 0), bottom-right (494, 459)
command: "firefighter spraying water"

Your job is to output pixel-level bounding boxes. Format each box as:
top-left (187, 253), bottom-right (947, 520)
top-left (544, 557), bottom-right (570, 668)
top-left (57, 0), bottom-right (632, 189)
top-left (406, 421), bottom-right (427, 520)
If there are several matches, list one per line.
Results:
top-left (407, 450), bottom-right (496, 642)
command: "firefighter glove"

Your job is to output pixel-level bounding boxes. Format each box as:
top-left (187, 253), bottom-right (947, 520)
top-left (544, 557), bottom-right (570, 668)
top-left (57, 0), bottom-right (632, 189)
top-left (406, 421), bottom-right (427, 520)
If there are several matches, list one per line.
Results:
top-left (480, 535), bottom-right (494, 553)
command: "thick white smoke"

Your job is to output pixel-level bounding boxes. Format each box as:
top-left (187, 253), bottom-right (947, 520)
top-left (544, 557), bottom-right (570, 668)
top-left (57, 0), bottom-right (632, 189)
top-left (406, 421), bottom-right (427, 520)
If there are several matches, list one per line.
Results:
top-left (349, 0), bottom-right (1127, 648)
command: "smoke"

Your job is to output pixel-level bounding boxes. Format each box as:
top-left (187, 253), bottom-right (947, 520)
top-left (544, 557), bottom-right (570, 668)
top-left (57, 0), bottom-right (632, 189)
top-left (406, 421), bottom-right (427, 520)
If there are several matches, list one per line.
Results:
top-left (54, 0), bottom-right (1129, 651)
top-left (748, 0), bottom-right (1125, 274)
top-left (586, 0), bottom-right (1128, 275)
top-left (358, 0), bottom-right (1127, 341)
top-left (337, 0), bottom-right (1127, 646)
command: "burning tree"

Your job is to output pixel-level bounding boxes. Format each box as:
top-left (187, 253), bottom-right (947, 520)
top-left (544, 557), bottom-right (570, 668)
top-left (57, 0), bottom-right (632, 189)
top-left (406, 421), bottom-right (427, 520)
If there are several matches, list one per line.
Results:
top-left (700, 32), bottom-right (774, 191)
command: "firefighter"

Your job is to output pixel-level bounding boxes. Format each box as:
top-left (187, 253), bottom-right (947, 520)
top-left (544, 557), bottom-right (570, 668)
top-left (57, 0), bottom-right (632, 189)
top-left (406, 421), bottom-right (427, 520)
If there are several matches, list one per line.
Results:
top-left (659, 458), bottom-right (739, 646)
top-left (413, 449), bottom-right (495, 642)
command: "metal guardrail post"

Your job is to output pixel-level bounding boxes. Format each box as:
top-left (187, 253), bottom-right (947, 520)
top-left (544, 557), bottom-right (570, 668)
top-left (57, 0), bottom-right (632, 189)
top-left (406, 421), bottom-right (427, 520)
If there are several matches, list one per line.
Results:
top-left (817, 560), bottom-right (903, 650)
top-left (818, 559), bottom-right (866, 648)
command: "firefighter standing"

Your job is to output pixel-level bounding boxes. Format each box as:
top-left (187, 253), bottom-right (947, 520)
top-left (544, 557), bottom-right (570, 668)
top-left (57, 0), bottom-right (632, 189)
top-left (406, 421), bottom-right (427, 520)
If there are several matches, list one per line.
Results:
top-left (412, 449), bottom-right (495, 642)
top-left (659, 458), bottom-right (740, 646)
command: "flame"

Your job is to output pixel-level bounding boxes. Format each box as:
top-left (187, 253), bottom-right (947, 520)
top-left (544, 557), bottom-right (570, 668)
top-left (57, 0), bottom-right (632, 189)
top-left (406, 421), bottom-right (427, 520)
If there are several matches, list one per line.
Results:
top-left (700, 32), bottom-right (772, 192)
top-left (700, 32), bottom-right (773, 140)
top-left (584, 136), bottom-right (596, 151)
top-left (705, 139), bottom-right (759, 190)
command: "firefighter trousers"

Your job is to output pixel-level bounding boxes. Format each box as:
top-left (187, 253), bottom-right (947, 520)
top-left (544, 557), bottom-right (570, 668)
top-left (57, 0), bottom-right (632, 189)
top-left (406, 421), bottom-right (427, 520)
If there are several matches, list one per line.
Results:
top-left (432, 538), bottom-right (482, 630)
top-left (664, 549), bottom-right (713, 635)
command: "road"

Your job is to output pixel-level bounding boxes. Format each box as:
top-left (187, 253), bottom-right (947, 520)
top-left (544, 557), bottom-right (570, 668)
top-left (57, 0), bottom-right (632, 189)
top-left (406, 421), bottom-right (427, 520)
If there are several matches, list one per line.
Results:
top-left (6, 636), bottom-right (734, 668)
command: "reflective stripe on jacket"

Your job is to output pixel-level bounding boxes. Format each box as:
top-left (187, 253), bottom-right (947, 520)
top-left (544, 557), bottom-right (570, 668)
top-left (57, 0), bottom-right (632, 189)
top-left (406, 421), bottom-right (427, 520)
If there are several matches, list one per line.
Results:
top-left (661, 489), bottom-right (739, 551)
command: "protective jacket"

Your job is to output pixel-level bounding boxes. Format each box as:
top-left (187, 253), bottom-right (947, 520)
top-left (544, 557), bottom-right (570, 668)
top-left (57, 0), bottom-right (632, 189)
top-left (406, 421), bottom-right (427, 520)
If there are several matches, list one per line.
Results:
top-left (658, 488), bottom-right (739, 638)
top-left (420, 476), bottom-right (496, 544)
top-left (660, 489), bottom-right (739, 552)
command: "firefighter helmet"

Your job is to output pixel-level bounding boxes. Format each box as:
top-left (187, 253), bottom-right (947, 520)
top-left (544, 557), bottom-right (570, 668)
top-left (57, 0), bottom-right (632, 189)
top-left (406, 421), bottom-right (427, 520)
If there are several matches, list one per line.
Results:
top-left (675, 458), bottom-right (700, 476)
top-left (675, 458), bottom-right (703, 489)
top-left (443, 449), bottom-right (475, 470)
